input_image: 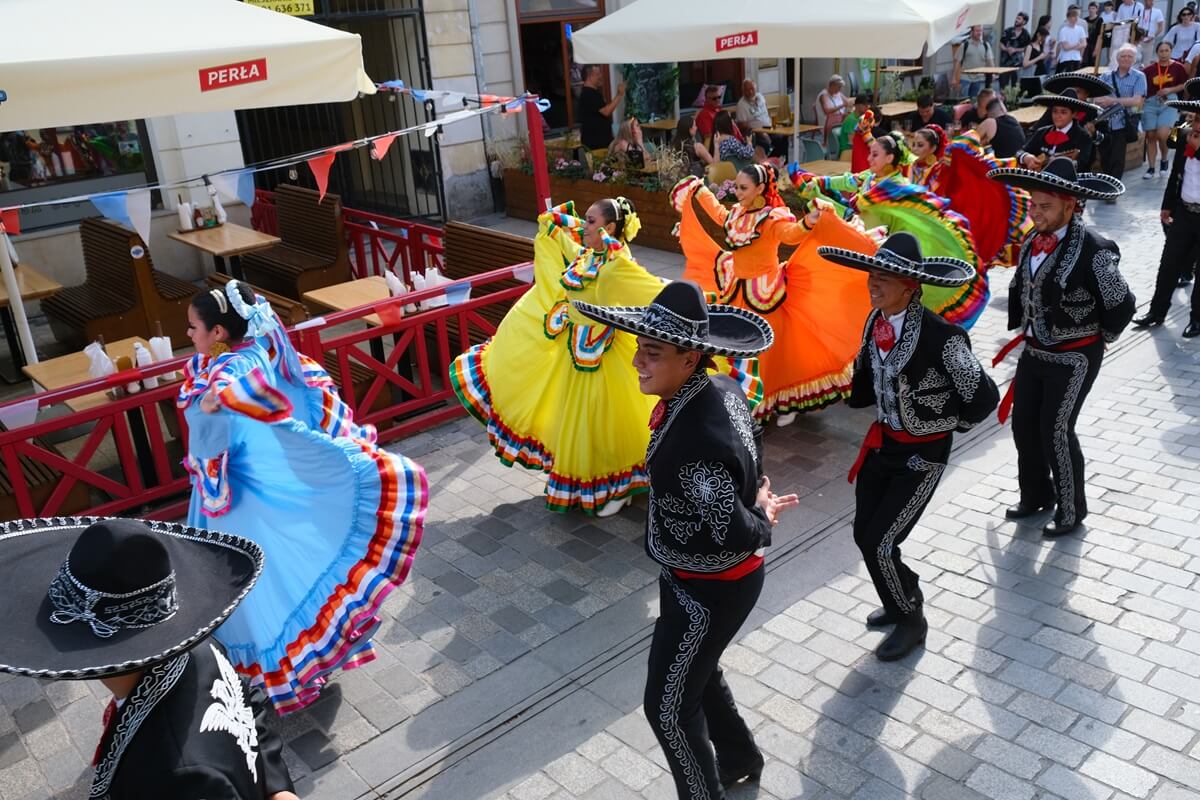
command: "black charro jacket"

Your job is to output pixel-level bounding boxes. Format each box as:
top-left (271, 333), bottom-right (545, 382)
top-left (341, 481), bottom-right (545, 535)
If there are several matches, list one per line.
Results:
top-left (849, 292), bottom-right (998, 436)
top-left (644, 372), bottom-right (771, 573)
top-left (92, 642), bottom-right (293, 800)
top-left (1007, 215), bottom-right (1136, 346)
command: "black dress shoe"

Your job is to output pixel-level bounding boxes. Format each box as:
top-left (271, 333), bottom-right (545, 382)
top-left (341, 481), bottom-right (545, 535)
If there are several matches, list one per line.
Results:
top-left (866, 607), bottom-right (900, 628)
top-left (1043, 519), bottom-right (1083, 538)
top-left (876, 616), bottom-right (928, 661)
top-left (1005, 501), bottom-right (1053, 519)
top-left (866, 587), bottom-right (923, 628)
top-left (1132, 314), bottom-right (1165, 328)
top-left (718, 753), bottom-right (764, 788)
top-left (1184, 322), bottom-right (1200, 338)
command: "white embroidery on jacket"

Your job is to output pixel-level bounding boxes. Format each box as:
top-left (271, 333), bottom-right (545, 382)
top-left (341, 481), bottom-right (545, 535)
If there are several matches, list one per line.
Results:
top-left (200, 644), bottom-right (260, 782)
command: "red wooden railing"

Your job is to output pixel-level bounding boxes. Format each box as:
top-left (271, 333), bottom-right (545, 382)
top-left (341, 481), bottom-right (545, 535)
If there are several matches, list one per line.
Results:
top-left (0, 264), bottom-right (532, 521)
top-left (250, 189), bottom-right (445, 283)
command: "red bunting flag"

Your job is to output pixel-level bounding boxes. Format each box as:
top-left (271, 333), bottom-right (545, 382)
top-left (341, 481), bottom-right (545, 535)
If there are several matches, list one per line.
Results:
top-left (306, 150), bottom-right (338, 202)
top-left (371, 134), bottom-right (398, 161)
top-left (0, 207), bottom-right (20, 236)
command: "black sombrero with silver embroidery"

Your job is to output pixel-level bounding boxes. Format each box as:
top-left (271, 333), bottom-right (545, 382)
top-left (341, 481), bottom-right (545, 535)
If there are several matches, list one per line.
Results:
top-left (0, 517), bottom-right (262, 680)
top-left (1030, 90), bottom-right (1101, 122)
top-left (987, 155), bottom-right (1125, 200)
top-left (1041, 71), bottom-right (1114, 98)
top-left (572, 280), bottom-right (773, 358)
top-left (1166, 99), bottom-right (1200, 114)
top-left (1184, 77), bottom-right (1200, 100)
top-left (816, 232), bottom-right (975, 287)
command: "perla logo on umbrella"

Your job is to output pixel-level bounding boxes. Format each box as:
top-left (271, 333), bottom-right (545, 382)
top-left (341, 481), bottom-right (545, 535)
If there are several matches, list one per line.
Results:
top-left (199, 59), bottom-right (269, 92)
top-left (715, 30), bottom-right (758, 53)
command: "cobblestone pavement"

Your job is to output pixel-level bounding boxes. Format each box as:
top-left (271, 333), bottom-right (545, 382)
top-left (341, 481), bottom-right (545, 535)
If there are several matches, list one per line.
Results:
top-left (3, 175), bottom-right (1200, 799)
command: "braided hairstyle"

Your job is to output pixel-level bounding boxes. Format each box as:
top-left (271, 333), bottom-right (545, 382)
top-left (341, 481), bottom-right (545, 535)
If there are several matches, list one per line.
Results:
top-left (740, 163), bottom-right (785, 208)
top-left (190, 282), bottom-right (256, 341)
top-left (594, 196), bottom-right (640, 243)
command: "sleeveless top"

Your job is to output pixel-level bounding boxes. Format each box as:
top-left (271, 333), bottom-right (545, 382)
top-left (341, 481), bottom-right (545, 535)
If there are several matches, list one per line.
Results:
top-left (991, 115), bottom-right (1026, 159)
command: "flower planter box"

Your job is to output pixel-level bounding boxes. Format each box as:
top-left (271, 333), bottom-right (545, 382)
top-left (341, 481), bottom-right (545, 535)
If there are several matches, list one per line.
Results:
top-left (502, 169), bottom-right (683, 254)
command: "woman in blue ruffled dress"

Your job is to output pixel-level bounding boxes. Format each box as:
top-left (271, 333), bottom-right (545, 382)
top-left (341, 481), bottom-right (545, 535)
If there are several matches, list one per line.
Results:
top-left (180, 280), bottom-right (427, 714)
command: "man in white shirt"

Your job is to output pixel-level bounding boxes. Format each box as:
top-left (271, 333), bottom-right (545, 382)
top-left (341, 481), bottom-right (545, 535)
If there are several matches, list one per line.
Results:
top-left (1057, 5), bottom-right (1089, 67)
top-left (1134, 106), bottom-right (1200, 336)
top-left (735, 79), bottom-right (779, 155)
top-left (1110, 0), bottom-right (1143, 57)
top-left (1137, 0), bottom-right (1167, 62)
top-left (735, 79), bottom-right (771, 129)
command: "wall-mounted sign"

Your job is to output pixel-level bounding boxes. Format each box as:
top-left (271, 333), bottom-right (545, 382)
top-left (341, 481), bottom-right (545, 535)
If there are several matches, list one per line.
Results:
top-left (245, 0), bottom-right (314, 16)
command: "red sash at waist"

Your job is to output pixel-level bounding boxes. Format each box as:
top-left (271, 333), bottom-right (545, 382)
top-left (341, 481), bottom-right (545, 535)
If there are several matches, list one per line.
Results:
top-left (847, 421), bottom-right (949, 484)
top-left (994, 333), bottom-right (1102, 423)
top-left (673, 554), bottom-right (764, 581)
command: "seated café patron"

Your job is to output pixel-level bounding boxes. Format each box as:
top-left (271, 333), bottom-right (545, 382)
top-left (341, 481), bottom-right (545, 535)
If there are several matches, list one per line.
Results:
top-left (906, 95), bottom-right (953, 130)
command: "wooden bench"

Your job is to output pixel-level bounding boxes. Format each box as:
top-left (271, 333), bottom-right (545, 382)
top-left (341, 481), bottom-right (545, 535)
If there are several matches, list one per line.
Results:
top-left (441, 221), bottom-right (533, 347)
top-left (241, 185), bottom-right (350, 301)
top-left (43, 218), bottom-right (197, 349)
top-left (205, 274), bottom-right (309, 327)
top-left (0, 440), bottom-right (92, 521)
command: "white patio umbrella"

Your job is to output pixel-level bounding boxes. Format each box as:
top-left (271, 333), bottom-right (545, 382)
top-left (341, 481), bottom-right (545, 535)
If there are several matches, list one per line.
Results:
top-left (573, 0), bottom-right (1000, 160)
top-left (0, 0), bottom-right (377, 367)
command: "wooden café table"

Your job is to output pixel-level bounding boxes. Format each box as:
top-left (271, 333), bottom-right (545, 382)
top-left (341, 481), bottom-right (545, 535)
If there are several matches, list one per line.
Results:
top-left (22, 336), bottom-right (179, 487)
top-left (640, 117), bottom-right (679, 132)
top-left (1010, 104), bottom-right (1048, 127)
top-left (879, 101), bottom-right (918, 120)
top-left (304, 276), bottom-right (391, 332)
top-left (798, 159), bottom-right (852, 177)
top-left (753, 122), bottom-right (820, 137)
top-left (961, 66), bottom-right (1019, 85)
top-left (303, 276), bottom-right (427, 404)
top-left (0, 263), bottom-right (62, 382)
top-left (168, 223), bottom-right (281, 281)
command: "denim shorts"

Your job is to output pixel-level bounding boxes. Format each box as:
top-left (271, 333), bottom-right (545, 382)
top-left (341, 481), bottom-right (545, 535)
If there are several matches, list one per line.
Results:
top-left (1143, 96), bottom-right (1179, 131)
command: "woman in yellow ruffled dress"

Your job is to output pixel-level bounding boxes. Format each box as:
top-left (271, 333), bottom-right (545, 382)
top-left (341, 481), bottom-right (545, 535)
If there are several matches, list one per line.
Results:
top-left (450, 198), bottom-right (664, 517)
top-left (672, 164), bottom-right (875, 425)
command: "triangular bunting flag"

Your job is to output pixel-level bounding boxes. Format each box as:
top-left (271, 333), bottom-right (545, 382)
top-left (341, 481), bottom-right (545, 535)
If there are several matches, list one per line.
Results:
top-left (307, 151), bottom-right (338, 201)
top-left (211, 170), bottom-right (257, 209)
top-left (0, 208), bottom-right (21, 236)
top-left (125, 189), bottom-right (152, 247)
top-left (445, 283), bottom-right (471, 306)
top-left (91, 191), bottom-right (133, 231)
top-left (371, 135), bottom-right (398, 161)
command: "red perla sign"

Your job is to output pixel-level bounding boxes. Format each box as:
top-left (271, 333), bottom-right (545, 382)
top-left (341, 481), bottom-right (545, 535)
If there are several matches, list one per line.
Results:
top-left (715, 30), bottom-right (758, 52)
top-left (199, 59), bottom-right (268, 92)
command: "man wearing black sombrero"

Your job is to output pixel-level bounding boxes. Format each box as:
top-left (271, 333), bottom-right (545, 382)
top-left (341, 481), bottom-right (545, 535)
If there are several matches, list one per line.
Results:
top-left (0, 517), bottom-right (296, 800)
top-left (989, 157), bottom-right (1136, 538)
top-left (1133, 91), bottom-right (1200, 337)
top-left (816, 233), bottom-right (998, 662)
top-left (1018, 90), bottom-right (1102, 171)
top-left (575, 281), bottom-right (798, 798)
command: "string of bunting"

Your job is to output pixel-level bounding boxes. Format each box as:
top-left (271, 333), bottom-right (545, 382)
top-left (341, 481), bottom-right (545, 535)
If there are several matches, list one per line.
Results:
top-left (0, 85), bottom-right (551, 239)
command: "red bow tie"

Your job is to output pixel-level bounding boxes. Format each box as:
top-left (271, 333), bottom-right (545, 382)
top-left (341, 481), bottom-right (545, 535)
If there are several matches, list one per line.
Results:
top-left (1032, 233), bottom-right (1059, 256)
top-left (1187, 145), bottom-right (1197, 159)
top-left (872, 315), bottom-right (897, 354)
top-left (1044, 129), bottom-right (1070, 147)
top-left (649, 399), bottom-right (667, 430)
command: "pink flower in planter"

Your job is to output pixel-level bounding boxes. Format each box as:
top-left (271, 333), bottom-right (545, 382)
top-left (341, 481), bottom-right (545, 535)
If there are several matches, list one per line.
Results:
top-left (593, 172), bottom-right (606, 182)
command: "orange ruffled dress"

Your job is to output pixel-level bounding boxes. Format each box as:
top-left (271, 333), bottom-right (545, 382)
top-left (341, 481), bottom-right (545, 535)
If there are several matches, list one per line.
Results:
top-left (671, 176), bottom-right (874, 418)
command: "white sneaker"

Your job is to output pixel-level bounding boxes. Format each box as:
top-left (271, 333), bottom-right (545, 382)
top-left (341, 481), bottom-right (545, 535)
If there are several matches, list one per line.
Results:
top-left (596, 497), bottom-right (627, 518)
top-left (1143, 167), bottom-right (1155, 180)
top-left (776, 412), bottom-right (797, 427)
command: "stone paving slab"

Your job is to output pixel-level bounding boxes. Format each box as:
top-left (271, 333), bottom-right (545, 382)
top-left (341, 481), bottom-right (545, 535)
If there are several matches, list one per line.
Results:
top-left (1, 175), bottom-right (1198, 799)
